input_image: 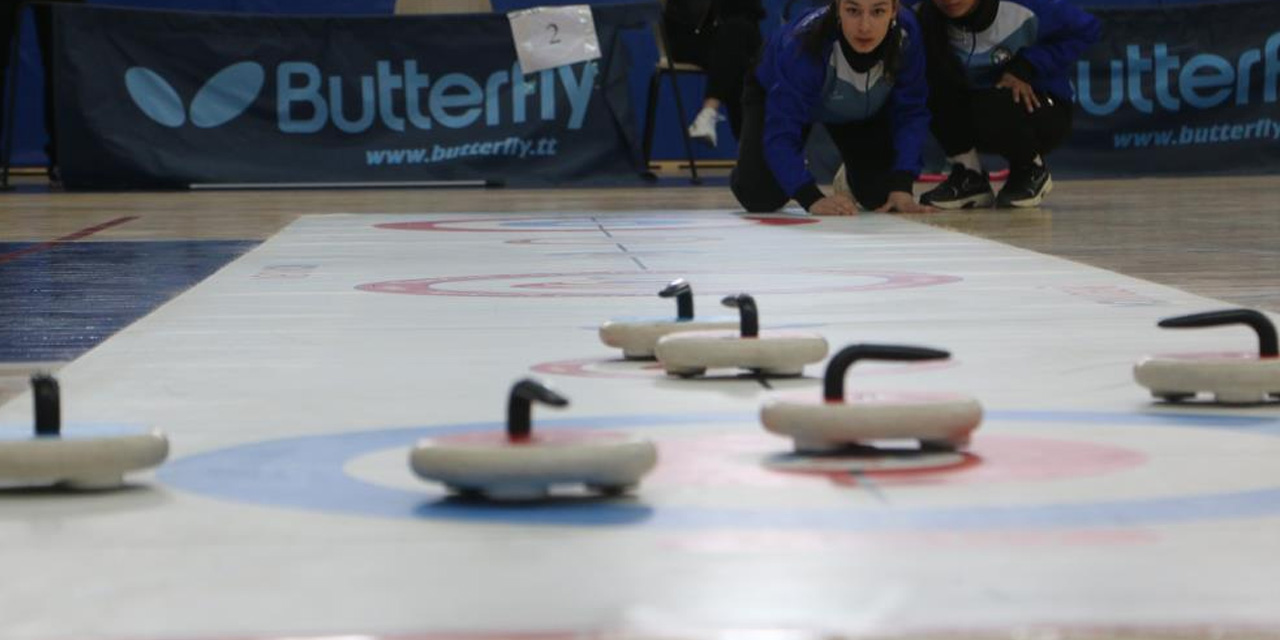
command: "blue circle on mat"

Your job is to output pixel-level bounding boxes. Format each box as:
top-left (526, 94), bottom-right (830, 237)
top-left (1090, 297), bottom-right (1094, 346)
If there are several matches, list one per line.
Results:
top-left (0, 423), bottom-right (152, 442)
top-left (157, 411), bottom-right (1280, 530)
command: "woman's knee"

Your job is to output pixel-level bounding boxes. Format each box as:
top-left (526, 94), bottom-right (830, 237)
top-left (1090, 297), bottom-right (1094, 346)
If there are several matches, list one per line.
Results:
top-left (731, 171), bottom-right (788, 212)
top-left (849, 174), bottom-right (890, 210)
top-left (969, 88), bottom-right (1029, 129)
top-left (969, 89), bottom-right (1037, 151)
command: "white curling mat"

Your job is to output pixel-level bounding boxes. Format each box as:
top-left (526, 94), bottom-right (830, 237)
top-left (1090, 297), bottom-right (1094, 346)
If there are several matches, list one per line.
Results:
top-left (4, 211), bottom-right (1280, 639)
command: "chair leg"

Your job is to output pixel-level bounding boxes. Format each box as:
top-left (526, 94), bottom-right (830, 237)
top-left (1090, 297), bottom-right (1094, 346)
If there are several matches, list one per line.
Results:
top-left (642, 71), bottom-right (660, 172)
top-left (664, 71), bottom-right (701, 185)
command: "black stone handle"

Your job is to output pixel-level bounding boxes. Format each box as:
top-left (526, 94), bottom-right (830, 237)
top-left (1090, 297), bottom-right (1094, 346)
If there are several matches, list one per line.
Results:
top-left (659, 278), bottom-right (694, 321)
top-left (1158, 309), bottom-right (1278, 357)
top-left (507, 378), bottom-right (569, 441)
top-left (823, 344), bottom-right (951, 402)
top-left (720, 293), bottom-right (758, 338)
top-left (31, 374), bottom-right (60, 437)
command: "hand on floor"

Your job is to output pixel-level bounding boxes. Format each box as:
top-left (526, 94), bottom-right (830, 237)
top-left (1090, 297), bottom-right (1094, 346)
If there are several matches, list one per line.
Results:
top-left (809, 195), bottom-right (858, 216)
top-left (875, 191), bottom-right (938, 214)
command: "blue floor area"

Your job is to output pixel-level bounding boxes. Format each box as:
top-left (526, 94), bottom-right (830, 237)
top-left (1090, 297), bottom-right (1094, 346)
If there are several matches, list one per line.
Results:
top-left (0, 241), bottom-right (257, 362)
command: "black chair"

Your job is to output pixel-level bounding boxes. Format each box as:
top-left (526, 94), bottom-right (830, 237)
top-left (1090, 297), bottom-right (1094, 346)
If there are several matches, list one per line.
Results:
top-left (641, 0), bottom-right (704, 184)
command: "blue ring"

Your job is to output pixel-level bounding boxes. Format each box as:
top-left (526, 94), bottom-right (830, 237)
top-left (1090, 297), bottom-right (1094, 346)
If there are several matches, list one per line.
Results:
top-left (157, 411), bottom-right (1280, 530)
top-left (0, 423), bottom-right (154, 442)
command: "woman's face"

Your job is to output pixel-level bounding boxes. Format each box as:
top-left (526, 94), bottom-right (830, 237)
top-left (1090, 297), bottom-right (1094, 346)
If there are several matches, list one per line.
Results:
top-left (839, 0), bottom-right (898, 54)
top-left (932, 0), bottom-right (979, 18)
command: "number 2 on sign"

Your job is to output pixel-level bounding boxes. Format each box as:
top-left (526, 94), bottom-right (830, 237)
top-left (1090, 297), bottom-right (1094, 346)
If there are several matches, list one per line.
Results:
top-left (507, 5), bottom-right (600, 74)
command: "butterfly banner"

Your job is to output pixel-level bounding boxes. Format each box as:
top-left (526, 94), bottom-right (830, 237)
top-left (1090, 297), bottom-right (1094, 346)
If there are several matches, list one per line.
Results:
top-left (51, 3), bottom-right (655, 189)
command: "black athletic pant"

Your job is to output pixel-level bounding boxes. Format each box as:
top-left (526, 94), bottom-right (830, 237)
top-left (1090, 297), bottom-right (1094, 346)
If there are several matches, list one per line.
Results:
top-left (665, 13), bottom-right (761, 137)
top-left (732, 75), bottom-right (896, 212)
top-left (928, 83), bottom-right (1072, 169)
top-left (1, 0), bottom-right (82, 170)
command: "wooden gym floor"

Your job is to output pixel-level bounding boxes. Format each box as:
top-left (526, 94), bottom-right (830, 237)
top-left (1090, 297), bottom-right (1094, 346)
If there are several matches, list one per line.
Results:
top-left (1, 173), bottom-right (1277, 404)
top-left (3, 175), bottom-right (1278, 279)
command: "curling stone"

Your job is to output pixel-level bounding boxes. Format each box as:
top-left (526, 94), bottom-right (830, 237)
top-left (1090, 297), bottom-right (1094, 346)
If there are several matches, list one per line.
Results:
top-left (599, 279), bottom-right (739, 359)
top-left (654, 293), bottom-right (828, 378)
top-left (761, 344), bottom-right (982, 455)
top-left (1134, 309), bottom-right (1280, 404)
top-left (0, 375), bottom-right (169, 489)
top-left (409, 378), bottom-right (657, 500)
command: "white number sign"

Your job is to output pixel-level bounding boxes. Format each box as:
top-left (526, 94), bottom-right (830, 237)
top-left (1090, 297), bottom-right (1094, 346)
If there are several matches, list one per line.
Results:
top-left (507, 4), bottom-right (601, 74)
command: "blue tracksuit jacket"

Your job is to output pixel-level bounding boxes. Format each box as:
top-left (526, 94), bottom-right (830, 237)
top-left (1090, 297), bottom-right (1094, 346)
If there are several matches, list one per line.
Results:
top-left (754, 6), bottom-right (930, 201)
top-left (941, 0), bottom-right (1100, 100)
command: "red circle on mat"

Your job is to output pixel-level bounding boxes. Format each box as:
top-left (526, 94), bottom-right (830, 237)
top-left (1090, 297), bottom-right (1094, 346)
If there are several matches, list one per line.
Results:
top-left (649, 433), bottom-right (1146, 489)
top-left (505, 236), bottom-right (720, 246)
top-left (356, 269), bottom-right (961, 298)
top-left (742, 215), bottom-right (821, 226)
top-left (375, 215), bottom-right (817, 233)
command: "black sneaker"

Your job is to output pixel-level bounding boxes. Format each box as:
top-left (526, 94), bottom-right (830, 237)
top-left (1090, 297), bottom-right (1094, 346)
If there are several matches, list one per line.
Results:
top-left (996, 163), bottom-right (1053, 208)
top-left (920, 164), bottom-right (994, 209)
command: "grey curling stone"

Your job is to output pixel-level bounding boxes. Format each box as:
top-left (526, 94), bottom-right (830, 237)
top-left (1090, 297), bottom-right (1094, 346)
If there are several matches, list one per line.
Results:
top-left (1134, 309), bottom-right (1280, 404)
top-left (0, 375), bottom-right (168, 489)
top-left (761, 344), bottom-right (982, 455)
top-left (656, 293), bottom-right (828, 378)
top-left (598, 278), bottom-right (738, 359)
top-left (409, 378), bottom-right (658, 501)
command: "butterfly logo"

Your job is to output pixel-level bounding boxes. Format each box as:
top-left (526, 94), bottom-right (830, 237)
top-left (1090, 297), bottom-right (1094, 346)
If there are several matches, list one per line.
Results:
top-left (124, 61), bottom-right (265, 128)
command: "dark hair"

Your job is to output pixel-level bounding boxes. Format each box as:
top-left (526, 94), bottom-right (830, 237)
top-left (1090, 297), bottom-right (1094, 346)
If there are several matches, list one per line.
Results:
top-left (799, 0), bottom-right (904, 82)
top-left (916, 0), bottom-right (969, 89)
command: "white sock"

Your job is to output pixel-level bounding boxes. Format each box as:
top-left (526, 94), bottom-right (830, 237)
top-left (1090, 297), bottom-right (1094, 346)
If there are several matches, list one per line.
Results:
top-left (949, 150), bottom-right (981, 173)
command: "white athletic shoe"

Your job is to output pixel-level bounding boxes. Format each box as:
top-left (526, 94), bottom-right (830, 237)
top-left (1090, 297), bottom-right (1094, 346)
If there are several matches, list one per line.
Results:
top-left (687, 107), bottom-right (719, 147)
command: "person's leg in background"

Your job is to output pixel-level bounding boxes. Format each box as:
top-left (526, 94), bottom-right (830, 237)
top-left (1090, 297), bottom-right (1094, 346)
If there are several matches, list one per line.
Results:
top-left (663, 6), bottom-right (709, 67)
top-left (968, 87), bottom-right (1072, 207)
top-left (826, 115), bottom-right (894, 211)
top-left (687, 13), bottom-right (761, 145)
top-left (918, 79), bottom-right (996, 209)
top-left (662, 6), bottom-right (723, 145)
top-left (730, 76), bottom-right (798, 213)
